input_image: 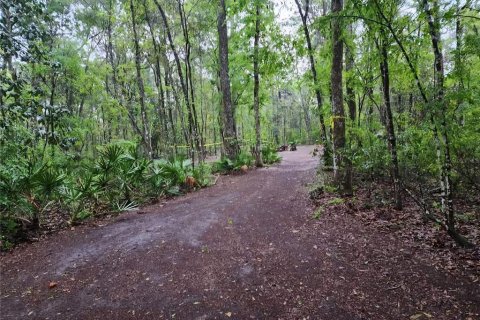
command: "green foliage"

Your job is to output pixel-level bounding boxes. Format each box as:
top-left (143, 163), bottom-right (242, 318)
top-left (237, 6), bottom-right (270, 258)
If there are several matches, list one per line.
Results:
top-left (349, 124), bottom-right (390, 176)
top-left (213, 151), bottom-right (254, 173)
top-left (153, 157), bottom-right (192, 192)
top-left (324, 184), bottom-right (337, 193)
top-left (261, 145), bottom-right (281, 164)
top-left (193, 163), bottom-right (213, 187)
top-left (0, 140), bottom-right (215, 247)
top-left (312, 207), bottom-right (324, 220)
top-left (212, 157), bottom-right (235, 173)
top-left (112, 200), bottom-right (138, 213)
top-left (327, 198), bottom-right (344, 205)
top-left (234, 152), bottom-right (254, 168)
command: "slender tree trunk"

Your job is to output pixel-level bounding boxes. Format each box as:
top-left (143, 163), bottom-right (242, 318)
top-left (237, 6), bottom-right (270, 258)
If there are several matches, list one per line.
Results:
top-left (345, 25), bottom-right (356, 121)
top-left (454, 0), bottom-right (467, 122)
top-left (217, 0), bottom-right (239, 160)
top-left (105, 0), bottom-right (129, 142)
top-left (422, 0), bottom-right (472, 247)
top-left (344, 23), bottom-right (356, 197)
top-left (178, 0), bottom-right (203, 161)
top-left (1, 5), bottom-right (16, 81)
top-left (331, 0), bottom-right (351, 194)
top-left (299, 90), bottom-right (312, 144)
top-left (294, 0), bottom-right (329, 158)
top-left (374, 0), bottom-right (429, 105)
top-left (153, 0), bottom-right (197, 162)
top-left (144, 0), bottom-right (169, 154)
top-left (378, 34), bottom-right (402, 210)
top-left (129, 0), bottom-right (152, 157)
top-left (253, 3), bottom-right (263, 167)
top-left (165, 67), bottom-right (178, 155)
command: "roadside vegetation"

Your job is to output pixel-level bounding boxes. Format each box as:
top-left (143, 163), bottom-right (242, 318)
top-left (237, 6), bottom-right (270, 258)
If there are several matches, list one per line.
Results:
top-left (0, 140), bottom-right (282, 249)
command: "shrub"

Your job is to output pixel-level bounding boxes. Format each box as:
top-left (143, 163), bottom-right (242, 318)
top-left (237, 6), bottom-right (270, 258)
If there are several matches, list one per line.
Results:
top-left (193, 163), bottom-right (213, 187)
top-left (213, 151), bottom-right (254, 173)
top-left (0, 139), bottom-right (219, 248)
top-left (262, 145), bottom-right (281, 164)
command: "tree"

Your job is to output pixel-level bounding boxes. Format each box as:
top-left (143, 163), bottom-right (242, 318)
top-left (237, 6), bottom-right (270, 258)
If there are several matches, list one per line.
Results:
top-left (253, 1), bottom-right (263, 167)
top-left (217, 0), bottom-right (239, 160)
top-left (331, 0), bottom-right (351, 194)
top-left (421, 0), bottom-right (471, 247)
top-left (128, 0), bottom-right (152, 157)
top-left (294, 0), bottom-right (330, 159)
top-left (376, 29), bottom-right (402, 210)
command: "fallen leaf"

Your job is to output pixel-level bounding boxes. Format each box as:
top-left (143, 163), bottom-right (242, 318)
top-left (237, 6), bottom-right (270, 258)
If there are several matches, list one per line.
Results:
top-left (48, 282), bottom-right (57, 289)
top-left (410, 313), bottom-right (430, 320)
top-left (225, 312), bottom-right (232, 317)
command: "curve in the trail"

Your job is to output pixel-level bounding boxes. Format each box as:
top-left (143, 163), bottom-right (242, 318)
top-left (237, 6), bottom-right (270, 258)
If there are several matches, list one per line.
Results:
top-left (2, 145), bottom-right (478, 320)
top-left (1, 146), bottom-right (321, 319)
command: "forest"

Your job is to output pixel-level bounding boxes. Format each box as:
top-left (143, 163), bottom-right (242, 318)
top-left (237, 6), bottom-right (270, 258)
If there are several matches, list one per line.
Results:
top-left (1, 0), bottom-right (480, 317)
top-left (2, 0), bottom-right (479, 247)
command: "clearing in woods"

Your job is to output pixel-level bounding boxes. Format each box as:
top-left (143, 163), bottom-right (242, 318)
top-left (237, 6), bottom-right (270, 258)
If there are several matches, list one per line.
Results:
top-left (0, 146), bottom-right (479, 319)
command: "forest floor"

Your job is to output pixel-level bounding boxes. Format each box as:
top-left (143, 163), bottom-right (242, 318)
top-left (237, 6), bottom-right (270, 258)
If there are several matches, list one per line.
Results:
top-left (1, 146), bottom-right (479, 320)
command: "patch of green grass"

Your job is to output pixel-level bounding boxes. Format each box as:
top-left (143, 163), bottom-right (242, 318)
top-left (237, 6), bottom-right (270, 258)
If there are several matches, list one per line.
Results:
top-left (312, 207), bottom-right (324, 220)
top-left (308, 182), bottom-right (324, 200)
top-left (457, 212), bottom-right (476, 222)
top-left (327, 197), bottom-right (344, 205)
top-left (324, 184), bottom-right (337, 193)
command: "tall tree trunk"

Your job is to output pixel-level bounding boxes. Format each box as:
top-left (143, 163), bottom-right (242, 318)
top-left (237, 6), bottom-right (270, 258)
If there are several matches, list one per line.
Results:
top-left (153, 0), bottom-right (197, 162)
top-left (165, 65), bottom-right (178, 155)
top-left (129, 0), bottom-right (152, 158)
top-left (331, 0), bottom-right (351, 194)
top-left (178, 0), bottom-right (203, 161)
top-left (144, 0), bottom-right (168, 154)
top-left (1, 5), bottom-right (16, 80)
top-left (253, 3), bottom-right (263, 167)
top-left (345, 25), bottom-right (356, 121)
top-left (217, 0), bottom-right (239, 160)
top-left (294, 0), bottom-right (329, 159)
top-left (299, 90), bottom-right (312, 144)
top-left (378, 34), bottom-right (402, 210)
top-left (454, 0), bottom-right (467, 121)
top-left (422, 0), bottom-right (471, 247)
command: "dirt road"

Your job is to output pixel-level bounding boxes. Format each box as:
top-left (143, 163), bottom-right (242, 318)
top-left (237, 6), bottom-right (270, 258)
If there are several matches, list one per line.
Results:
top-left (1, 146), bottom-right (478, 319)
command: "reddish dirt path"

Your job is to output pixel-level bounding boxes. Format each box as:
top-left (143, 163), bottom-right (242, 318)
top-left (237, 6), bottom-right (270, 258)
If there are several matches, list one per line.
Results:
top-left (1, 146), bottom-right (479, 319)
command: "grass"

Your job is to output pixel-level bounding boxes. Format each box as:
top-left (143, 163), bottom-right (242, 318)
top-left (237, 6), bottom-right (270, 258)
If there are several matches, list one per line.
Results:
top-left (312, 207), bottom-right (324, 220)
top-left (324, 184), bottom-right (337, 193)
top-left (327, 197), bottom-right (344, 205)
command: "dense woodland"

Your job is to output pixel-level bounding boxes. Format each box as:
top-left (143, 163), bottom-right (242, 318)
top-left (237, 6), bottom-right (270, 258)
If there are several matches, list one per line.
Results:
top-left (1, 0), bottom-right (479, 249)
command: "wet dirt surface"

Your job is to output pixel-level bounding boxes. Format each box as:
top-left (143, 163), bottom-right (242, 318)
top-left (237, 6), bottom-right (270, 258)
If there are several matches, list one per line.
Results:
top-left (1, 146), bottom-right (479, 319)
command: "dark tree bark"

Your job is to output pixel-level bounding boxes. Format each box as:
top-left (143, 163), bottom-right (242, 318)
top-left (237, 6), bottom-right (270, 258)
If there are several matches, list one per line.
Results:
top-left (144, 0), bottom-right (169, 153)
top-left (373, 0), bottom-right (429, 105)
top-left (253, 2), bottom-right (263, 167)
top-left (217, 0), bottom-right (239, 160)
top-left (345, 25), bottom-right (356, 121)
top-left (331, 0), bottom-right (351, 194)
top-left (178, 0), bottom-right (203, 160)
top-left (129, 0), bottom-right (152, 158)
top-left (153, 0), bottom-right (200, 163)
top-left (377, 33), bottom-right (402, 210)
top-left (422, 0), bottom-right (472, 247)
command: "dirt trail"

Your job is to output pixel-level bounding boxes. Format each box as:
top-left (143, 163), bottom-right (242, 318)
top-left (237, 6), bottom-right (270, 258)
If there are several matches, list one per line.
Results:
top-left (1, 146), bottom-right (478, 319)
